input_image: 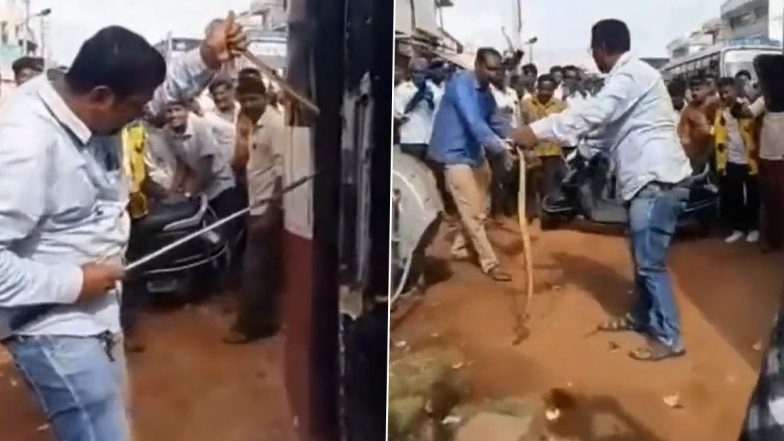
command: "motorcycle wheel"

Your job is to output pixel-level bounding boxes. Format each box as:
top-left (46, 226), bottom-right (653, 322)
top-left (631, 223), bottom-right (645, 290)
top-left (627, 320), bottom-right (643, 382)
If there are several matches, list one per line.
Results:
top-left (537, 199), bottom-right (557, 231)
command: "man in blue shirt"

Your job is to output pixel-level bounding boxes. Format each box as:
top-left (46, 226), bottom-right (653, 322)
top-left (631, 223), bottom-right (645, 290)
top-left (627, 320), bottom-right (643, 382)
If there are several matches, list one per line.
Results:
top-left (428, 48), bottom-right (515, 282)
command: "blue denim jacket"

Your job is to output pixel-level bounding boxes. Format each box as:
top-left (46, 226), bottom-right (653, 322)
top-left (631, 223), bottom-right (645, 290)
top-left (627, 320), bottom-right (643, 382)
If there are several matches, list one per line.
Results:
top-left (428, 71), bottom-right (507, 167)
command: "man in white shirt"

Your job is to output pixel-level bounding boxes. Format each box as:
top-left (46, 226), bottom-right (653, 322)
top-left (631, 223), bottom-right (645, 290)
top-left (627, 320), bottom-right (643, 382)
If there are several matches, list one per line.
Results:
top-left (165, 101), bottom-right (244, 253)
top-left (550, 65), bottom-right (565, 100)
top-left (202, 77), bottom-right (241, 161)
top-left (512, 19), bottom-right (691, 362)
top-left (745, 55), bottom-right (784, 252)
top-left (490, 70), bottom-right (522, 217)
top-left (715, 77), bottom-right (760, 244)
top-left (0, 19), bottom-right (246, 440)
top-left (394, 57), bottom-right (442, 159)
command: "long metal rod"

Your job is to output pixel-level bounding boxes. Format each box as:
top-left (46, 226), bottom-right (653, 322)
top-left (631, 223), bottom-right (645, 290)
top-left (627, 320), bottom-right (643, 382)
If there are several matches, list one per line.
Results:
top-left (241, 49), bottom-right (321, 116)
top-left (124, 172), bottom-right (317, 272)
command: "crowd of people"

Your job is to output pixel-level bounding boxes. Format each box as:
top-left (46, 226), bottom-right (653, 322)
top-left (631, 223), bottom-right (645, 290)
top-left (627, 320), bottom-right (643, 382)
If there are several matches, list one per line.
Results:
top-left (394, 49), bottom-right (609, 281)
top-left (0, 14), bottom-right (291, 440)
top-left (395, 17), bottom-right (784, 437)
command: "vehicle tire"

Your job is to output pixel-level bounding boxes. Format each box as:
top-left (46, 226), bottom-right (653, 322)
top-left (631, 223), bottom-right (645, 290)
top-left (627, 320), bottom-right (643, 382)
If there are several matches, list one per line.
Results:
top-left (538, 203), bottom-right (557, 231)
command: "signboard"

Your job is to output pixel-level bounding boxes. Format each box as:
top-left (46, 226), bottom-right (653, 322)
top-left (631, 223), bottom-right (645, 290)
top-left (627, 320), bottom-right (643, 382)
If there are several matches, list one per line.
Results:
top-left (248, 40), bottom-right (287, 58)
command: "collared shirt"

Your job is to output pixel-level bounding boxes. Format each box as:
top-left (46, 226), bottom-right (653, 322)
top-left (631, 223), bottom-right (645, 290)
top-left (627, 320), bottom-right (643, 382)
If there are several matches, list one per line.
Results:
top-left (521, 96), bottom-right (567, 157)
top-left (750, 97), bottom-right (784, 161)
top-left (166, 114), bottom-right (236, 201)
top-left (394, 80), bottom-right (441, 145)
top-left (491, 85), bottom-right (521, 130)
top-left (0, 48), bottom-right (213, 338)
top-left (723, 109), bottom-right (747, 164)
top-left (246, 108), bottom-right (285, 216)
top-left (531, 53), bottom-right (692, 201)
top-left (203, 105), bottom-right (240, 159)
top-left (428, 71), bottom-right (507, 167)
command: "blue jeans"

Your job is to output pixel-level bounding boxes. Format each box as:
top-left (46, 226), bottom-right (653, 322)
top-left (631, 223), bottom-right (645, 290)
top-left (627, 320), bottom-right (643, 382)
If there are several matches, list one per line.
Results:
top-left (627, 183), bottom-right (686, 348)
top-left (5, 334), bottom-right (131, 441)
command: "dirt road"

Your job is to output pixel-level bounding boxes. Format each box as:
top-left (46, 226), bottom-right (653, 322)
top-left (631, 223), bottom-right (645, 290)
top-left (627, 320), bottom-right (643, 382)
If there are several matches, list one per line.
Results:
top-left (0, 302), bottom-right (296, 441)
top-left (392, 220), bottom-right (783, 440)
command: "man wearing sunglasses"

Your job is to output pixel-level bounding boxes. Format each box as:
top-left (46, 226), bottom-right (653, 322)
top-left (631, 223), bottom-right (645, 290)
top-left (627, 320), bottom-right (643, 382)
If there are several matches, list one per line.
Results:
top-left (511, 19), bottom-right (692, 362)
top-left (428, 48), bottom-right (515, 282)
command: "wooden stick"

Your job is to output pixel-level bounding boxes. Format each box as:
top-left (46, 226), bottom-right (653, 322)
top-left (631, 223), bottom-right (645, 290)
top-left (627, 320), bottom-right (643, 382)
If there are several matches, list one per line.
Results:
top-left (240, 50), bottom-right (321, 116)
top-left (513, 147), bottom-right (535, 344)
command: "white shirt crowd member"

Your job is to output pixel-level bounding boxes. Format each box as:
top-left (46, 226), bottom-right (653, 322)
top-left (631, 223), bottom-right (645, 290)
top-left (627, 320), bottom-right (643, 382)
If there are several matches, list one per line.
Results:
top-left (204, 105), bottom-right (241, 159)
top-left (394, 79), bottom-right (442, 145)
top-left (531, 52), bottom-right (691, 202)
top-left (723, 109), bottom-right (747, 165)
top-left (246, 107), bottom-right (286, 216)
top-left (167, 114), bottom-right (237, 200)
top-left (492, 84), bottom-right (522, 129)
top-left (750, 97), bottom-right (784, 161)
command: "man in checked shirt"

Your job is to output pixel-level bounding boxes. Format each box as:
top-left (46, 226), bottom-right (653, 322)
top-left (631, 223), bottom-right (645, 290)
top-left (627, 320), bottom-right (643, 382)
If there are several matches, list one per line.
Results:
top-left (0, 15), bottom-right (247, 441)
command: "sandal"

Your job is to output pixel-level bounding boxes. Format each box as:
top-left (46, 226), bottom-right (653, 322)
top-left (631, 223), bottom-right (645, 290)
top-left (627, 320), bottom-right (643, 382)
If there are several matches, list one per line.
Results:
top-left (486, 267), bottom-right (512, 282)
top-left (597, 314), bottom-right (641, 333)
top-left (628, 341), bottom-right (686, 362)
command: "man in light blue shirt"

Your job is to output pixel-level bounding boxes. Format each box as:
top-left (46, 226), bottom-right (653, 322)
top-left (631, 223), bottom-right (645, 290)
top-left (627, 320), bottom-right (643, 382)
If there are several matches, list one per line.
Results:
top-left (0, 18), bottom-right (247, 440)
top-left (514, 19), bottom-right (691, 361)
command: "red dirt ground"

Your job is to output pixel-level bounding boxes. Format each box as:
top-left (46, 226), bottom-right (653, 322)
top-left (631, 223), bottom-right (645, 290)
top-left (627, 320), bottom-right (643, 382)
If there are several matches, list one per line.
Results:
top-left (392, 219), bottom-right (783, 441)
top-left (0, 302), bottom-right (297, 441)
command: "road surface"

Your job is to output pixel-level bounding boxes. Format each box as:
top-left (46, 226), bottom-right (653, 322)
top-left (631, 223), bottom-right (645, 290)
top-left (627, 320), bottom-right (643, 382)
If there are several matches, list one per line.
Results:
top-left (392, 219), bottom-right (783, 440)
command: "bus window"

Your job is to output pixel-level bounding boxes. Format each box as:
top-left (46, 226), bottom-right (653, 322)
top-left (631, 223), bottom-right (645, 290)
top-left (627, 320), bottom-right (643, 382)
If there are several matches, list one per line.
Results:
top-left (723, 48), bottom-right (781, 80)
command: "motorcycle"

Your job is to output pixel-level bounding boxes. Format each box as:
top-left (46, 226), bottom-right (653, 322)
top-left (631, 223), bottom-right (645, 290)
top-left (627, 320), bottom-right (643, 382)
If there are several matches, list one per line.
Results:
top-left (125, 194), bottom-right (231, 296)
top-left (538, 146), bottom-right (720, 233)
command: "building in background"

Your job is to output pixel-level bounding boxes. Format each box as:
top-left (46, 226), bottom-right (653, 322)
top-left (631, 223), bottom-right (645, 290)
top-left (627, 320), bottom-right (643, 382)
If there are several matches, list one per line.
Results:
top-left (0, 0), bottom-right (43, 89)
top-left (721, 0), bottom-right (784, 41)
top-left (395, 0), bottom-right (462, 71)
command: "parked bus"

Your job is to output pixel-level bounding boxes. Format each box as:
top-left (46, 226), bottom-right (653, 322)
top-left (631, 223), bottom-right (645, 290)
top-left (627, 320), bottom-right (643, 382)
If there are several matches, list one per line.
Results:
top-left (661, 38), bottom-right (782, 82)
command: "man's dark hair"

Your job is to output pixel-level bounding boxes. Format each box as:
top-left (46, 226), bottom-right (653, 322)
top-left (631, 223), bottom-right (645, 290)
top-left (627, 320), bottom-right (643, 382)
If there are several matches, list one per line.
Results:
top-left (208, 76), bottom-right (234, 94)
top-left (549, 65), bottom-right (563, 74)
top-left (537, 74), bottom-right (556, 88)
top-left (475, 47), bottom-right (502, 65)
top-left (563, 65), bottom-right (579, 74)
top-left (754, 54), bottom-right (784, 111)
top-left (735, 69), bottom-right (752, 80)
top-left (667, 78), bottom-right (686, 97)
top-left (591, 19), bottom-right (631, 54)
top-left (718, 77), bottom-right (737, 89)
top-left (236, 75), bottom-right (267, 96)
top-left (238, 67), bottom-right (262, 81)
top-left (522, 63), bottom-right (538, 77)
top-left (65, 26), bottom-right (166, 99)
top-left (12, 56), bottom-right (43, 76)
top-left (688, 75), bottom-right (707, 88)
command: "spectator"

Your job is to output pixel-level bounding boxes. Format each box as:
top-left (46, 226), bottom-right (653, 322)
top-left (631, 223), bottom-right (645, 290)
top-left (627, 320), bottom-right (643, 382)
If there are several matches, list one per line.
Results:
top-left (11, 56), bottom-right (44, 86)
top-left (714, 77), bottom-right (760, 244)
top-left (394, 57), bottom-right (442, 160)
top-left (428, 47), bottom-right (515, 282)
top-left (521, 74), bottom-right (567, 204)
top-left (668, 78), bottom-right (687, 126)
top-left (521, 63), bottom-right (538, 100)
top-left (679, 75), bottom-right (718, 170)
top-left (744, 54), bottom-right (784, 253)
top-left (224, 74), bottom-right (285, 344)
top-left (550, 65), bottom-right (565, 99)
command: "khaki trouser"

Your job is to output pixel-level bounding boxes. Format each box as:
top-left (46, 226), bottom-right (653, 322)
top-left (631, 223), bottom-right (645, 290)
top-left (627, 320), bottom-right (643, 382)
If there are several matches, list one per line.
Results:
top-left (445, 160), bottom-right (499, 272)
